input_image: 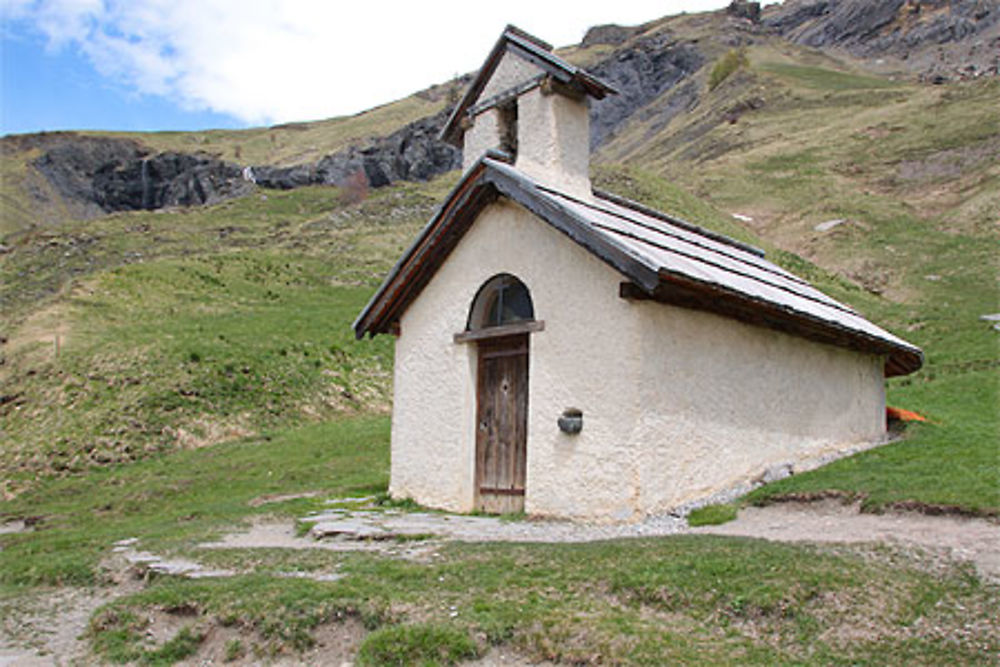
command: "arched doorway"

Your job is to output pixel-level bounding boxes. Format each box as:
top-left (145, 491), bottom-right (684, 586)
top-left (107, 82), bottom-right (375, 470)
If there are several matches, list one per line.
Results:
top-left (466, 274), bottom-right (534, 513)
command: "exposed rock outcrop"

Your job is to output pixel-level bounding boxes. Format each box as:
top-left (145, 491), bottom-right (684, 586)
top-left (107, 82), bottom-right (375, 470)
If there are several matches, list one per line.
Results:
top-left (764, 0), bottom-right (1000, 77)
top-left (581, 24), bottom-right (638, 47)
top-left (589, 33), bottom-right (707, 148)
top-left (249, 110), bottom-right (460, 190)
top-left (29, 134), bottom-right (252, 216)
top-left (728, 0), bottom-right (762, 23)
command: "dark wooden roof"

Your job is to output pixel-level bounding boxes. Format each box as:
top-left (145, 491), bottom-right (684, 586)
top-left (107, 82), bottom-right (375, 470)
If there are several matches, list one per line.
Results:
top-left (353, 156), bottom-right (923, 377)
top-left (440, 25), bottom-right (618, 147)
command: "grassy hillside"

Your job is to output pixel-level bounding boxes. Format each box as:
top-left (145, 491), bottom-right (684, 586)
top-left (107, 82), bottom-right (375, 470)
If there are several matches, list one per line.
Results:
top-left (0, 178), bottom-right (461, 497)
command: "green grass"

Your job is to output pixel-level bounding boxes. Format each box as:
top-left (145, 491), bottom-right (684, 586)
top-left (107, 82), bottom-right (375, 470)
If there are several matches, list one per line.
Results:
top-left (85, 535), bottom-right (998, 664)
top-left (0, 416), bottom-right (389, 588)
top-left (357, 623), bottom-right (479, 666)
top-left (0, 178), bottom-right (443, 488)
top-left (0, 255), bottom-right (393, 486)
top-left (687, 503), bottom-right (738, 526)
top-left (708, 48), bottom-right (749, 91)
top-left (1, 181), bottom-right (438, 319)
top-left (758, 62), bottom-right (901, 91)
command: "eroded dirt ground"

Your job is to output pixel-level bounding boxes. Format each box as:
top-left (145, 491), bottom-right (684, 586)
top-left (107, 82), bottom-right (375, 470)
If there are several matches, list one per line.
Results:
top-left (2, 501), bottom-right (997, 665)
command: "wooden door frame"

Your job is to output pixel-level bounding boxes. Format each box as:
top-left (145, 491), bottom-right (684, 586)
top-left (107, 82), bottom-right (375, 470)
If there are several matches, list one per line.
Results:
top-left (474, 333), bottom-right (529, 513)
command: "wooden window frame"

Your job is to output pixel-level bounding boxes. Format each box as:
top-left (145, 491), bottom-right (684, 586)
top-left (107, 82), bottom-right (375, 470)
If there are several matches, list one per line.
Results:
top-left (454, 320), bottom-right (545, 343)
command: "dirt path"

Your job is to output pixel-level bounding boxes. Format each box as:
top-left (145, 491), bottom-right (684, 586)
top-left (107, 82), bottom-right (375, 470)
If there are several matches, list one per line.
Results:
top-left (0, 548), bottom-right (145, 667)
top-left (3, 503), bottom-right (997, 664)
top-left (0, 586), bottom-right (120, 666)
top-left (208, 502), bottom-right (1000, 580)
top-left (691, 501), bottom-right (1000, 580)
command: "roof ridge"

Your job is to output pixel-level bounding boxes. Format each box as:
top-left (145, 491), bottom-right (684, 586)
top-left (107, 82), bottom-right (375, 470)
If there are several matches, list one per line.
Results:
top-left (502, 24), bottom-right (552, 52)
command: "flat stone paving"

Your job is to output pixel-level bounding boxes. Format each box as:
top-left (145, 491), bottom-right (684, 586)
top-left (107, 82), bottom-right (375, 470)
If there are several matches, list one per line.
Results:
top-left (300, 508), bottom-right (687, 543)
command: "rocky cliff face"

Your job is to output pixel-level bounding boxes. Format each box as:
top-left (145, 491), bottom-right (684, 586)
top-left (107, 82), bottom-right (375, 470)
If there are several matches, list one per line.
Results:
top-left (589, 33), bottom-right (707, 149)
top-left (21, 110), bottom-right (461, 216)
top-left (767, 0), bottom-right (997, 51)
top-left (766, 0), bottom-right (1000, 79)
top-left (27, 134), bottom-right (252, 218)
top-left (249, 109), bottom-right (460, 190)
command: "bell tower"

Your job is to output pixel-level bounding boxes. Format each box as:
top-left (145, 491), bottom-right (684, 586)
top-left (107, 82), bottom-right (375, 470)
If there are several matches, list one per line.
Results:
top-left (440, 26), bottom-right (616, 198)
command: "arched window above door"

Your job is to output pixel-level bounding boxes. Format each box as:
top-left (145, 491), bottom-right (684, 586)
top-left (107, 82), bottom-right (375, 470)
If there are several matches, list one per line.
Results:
top-left (467, 273), bottom-right (534, 330)
top-left (455, 273), bottom-right (544, 343)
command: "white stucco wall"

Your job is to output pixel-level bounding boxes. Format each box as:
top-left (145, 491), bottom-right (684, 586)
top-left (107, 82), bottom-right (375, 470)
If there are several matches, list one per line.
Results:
top-left (629, 302), bottom-right (886, 515)
top-left (389, 199), bottom-right (887, 520)
top-left (390, 199), bottom-right (642, 515)
top-left (462, 107), bottom-right (501, 173)
top-left (480, 52), bottom-right (543, 101)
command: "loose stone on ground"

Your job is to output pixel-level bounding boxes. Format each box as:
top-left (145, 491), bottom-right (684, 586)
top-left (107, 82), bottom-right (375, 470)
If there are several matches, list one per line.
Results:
top-left (814, 218), bottom-right (848, 232)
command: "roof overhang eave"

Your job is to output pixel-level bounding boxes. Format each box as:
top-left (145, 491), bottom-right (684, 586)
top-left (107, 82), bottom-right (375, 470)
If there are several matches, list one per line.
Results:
top-left (650, 268), bottom-right (924, 377)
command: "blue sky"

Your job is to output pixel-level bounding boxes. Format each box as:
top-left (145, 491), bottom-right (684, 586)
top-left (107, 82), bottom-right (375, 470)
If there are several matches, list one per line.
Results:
top-left (2, 31), bottom-right (242, 133)
top-left (1, 0), bottom-right (741, 136)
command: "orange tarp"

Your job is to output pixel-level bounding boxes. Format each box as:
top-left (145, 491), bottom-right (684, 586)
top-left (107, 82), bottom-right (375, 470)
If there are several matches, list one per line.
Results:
top-left (886, 406), bottom-right (928, 422)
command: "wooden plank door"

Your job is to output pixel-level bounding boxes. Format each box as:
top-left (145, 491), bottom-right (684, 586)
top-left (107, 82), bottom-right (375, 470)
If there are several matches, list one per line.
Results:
top-left (475, 334), bottom-right (528, 514)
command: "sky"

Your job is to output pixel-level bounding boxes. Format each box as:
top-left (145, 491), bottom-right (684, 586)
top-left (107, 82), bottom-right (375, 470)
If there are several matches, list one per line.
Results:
top-left (1, 0), bottom-right (753, 135)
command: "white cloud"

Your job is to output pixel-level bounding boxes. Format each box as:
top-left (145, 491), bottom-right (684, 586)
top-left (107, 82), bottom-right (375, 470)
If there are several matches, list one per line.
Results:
top-left (5, 0), bottom-right (746, 126)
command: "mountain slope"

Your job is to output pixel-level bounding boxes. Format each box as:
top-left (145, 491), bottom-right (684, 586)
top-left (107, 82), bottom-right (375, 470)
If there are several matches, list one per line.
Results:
top-left (1, 0), bottom-right (998, 508)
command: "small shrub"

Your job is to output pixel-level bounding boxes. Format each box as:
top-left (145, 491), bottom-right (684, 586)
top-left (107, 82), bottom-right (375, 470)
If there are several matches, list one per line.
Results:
top-left (339, 169), bottom-right (370, 206)
top-left (356, 623), bottom-right (478, 666)
top-left (143, 626), bottom-right (203, 664)
top-left (373, 491), bottom-right (421, 511)
top-left (89, 609), bottom-right (146, 663)
top-left (687, 503), bottom-right (739, 526)
top-left (224, 638), bottom-right (245, 662)
top-left (709, 48), bottom-right (749, 90)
